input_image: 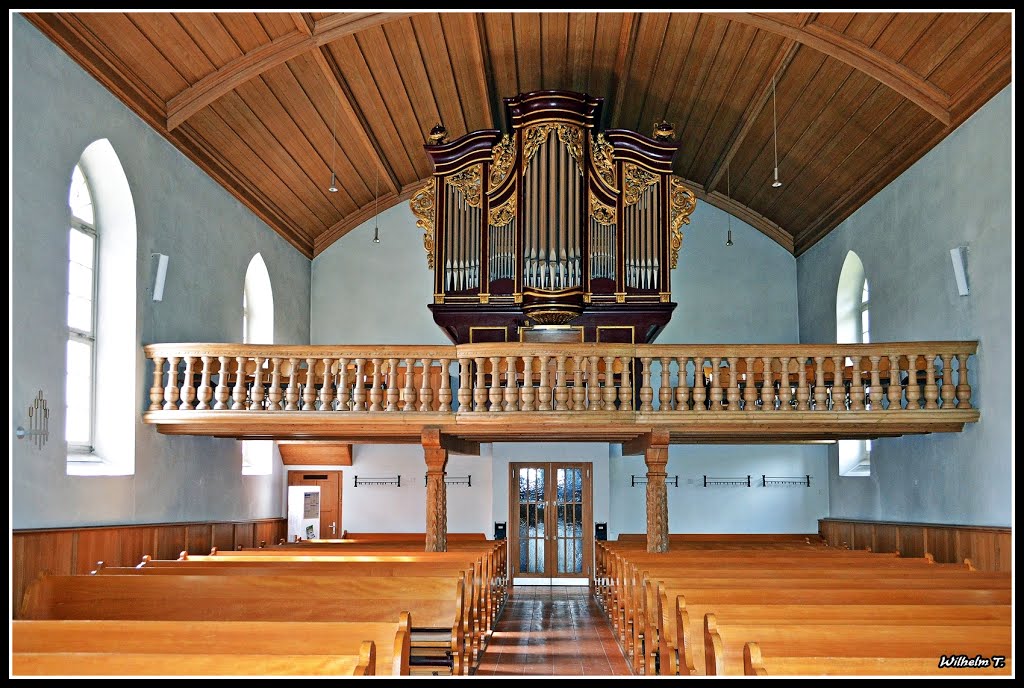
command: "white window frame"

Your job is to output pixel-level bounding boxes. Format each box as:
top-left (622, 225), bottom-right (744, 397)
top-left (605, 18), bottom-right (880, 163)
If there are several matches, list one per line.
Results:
top-left (67, 169), bottom-right (99, 459)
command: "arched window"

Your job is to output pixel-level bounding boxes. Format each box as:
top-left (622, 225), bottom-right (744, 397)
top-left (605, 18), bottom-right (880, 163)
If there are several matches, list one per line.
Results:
top-left (242, 253), bottom-right (274, 475)
top-left (836, 251), bottom-right (871, 476)
top-left (67, 140), bottom-right (137, 476)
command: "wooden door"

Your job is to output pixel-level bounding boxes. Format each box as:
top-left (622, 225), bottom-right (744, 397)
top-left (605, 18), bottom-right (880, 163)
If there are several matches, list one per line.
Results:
top-left (287, 470), bottom-right (343, 538)
top-left (509, 462), bottom-right (592, 581)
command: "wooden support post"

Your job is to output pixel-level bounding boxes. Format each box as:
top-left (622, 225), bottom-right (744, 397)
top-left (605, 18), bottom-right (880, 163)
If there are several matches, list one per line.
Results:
top-left (423, 428), bottom-right (449, 553)
top-left (623, 430), bottom-right (671, 553)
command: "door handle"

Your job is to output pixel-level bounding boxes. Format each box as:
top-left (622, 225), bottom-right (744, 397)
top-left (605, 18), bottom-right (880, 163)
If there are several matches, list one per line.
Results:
top-left (330, 522), bottom-right (336, 535)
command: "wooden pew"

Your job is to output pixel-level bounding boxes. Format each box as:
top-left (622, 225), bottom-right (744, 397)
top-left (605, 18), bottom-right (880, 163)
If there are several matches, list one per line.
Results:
top-left (743, 641), bottom-right (1012, 676)
top-left (13, 618), bottom-right (408, 676)
top-left (705, 615), bottom-right (1011, 676)
top-left (19, 573), bottom-right (467, 676)
top-left (13, 646), bottom-right (376, 676)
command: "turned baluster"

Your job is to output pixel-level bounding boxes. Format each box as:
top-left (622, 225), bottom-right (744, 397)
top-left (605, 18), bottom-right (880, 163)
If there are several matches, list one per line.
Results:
top-left (570, 356), bottom-right (585, 411)
top-left (585, 355), bottom-right (600, 411)
top-left (504, 356), bottom-right (519, 411)
top-left (794, 357), bottom-right (810, 411)
top-left (163, 356), bottom-right (181, 411)
top-left (760, 357), bottom-right (774, 411)
top-left (726, 357), bottom-right (741, 411)
top-left (554, 355), bottom-right (569, 411)
top-left (458, 358), bottom-right (473, 412)
top-left (334, 358), bottom-right (348, 411)
top-left (149, 356), bottom-right (165, 411)
top-left (831, 356), bottom-right (844, 411)
top-left (317, 358), bottom-right (334, 410)
top-left (939, 354), bottom-right (956, 409)
top-left (352, 358), bottom-right (367, 411)
top-left (419, 357), bottom-right (434, 412)
top-left (214, 356), bottom-right (232, 410)
top-left (385, 358), bottom-right (400, 412)
top-left (743, 357), bottom-right (758, 411)
top-left (619, 357), bottom-right (632, 412)
top-left (887, 354), bottom-right (902, 411)
top-left (956, 353), bottom-right (973, 409)
top-left (691, 356), bottom-right (706, 412)
top-left (537, 355), bottom-right (552, 411)
top-left (709, 357), bottom-right (723, 410)
top-left (520, 356), bottom-right (535, 411)
top-left (403, 357), bottom-right (417, 411)
top-left (488, 357), bottom-right (504, 412)
top-left (659, 358), bottom-right (673, 412)
top-left (267, 358), bottom-right (282, 411)
top-left (284, 358), bottom-right (300, 411)
top-left (180, 356), bottom-right (196, 410)
top-left (474, 357), bottom-right (488, 411)
top-left (866, 355), bottom-right (883, 411)
top-left (849, 357), bottom-right (865, 411)
top-left (813, 356), bottom-right (828, 411)
top-left (923, 353), bottom-right (939, 409)
top-left (603, 355), bottom-right (618, 411)
top-left (231, 356), bottom-right (248, 410)
top-left (368, 358), bottom-right (384, 412)
top-left (639, 357), bottom-right (655, 412)
top-left (675, 357), bottom-right (690, 411)
top-left (250, 357), bottom-right (265, 411)
top-left (778, 357), bottom-right (793, 411)
top-left (438, 359), bottom-right (453, 414)
top-left (196, 356), bottom-right (213, 411)
top-left (302, 357), bottom-right (317, 411)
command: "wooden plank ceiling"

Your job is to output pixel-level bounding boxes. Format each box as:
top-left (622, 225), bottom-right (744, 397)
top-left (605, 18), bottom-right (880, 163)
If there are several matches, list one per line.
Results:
top-left (24, 11), bottom-right (1011, 259)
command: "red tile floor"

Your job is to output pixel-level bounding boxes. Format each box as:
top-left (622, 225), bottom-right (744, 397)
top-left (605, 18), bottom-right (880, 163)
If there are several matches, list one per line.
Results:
top-left (473, 586), bottom-right (634, 676)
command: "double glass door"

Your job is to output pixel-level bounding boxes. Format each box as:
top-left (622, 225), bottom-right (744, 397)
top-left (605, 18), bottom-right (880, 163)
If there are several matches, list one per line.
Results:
top-left (510, 462), bottom-right (592, 581)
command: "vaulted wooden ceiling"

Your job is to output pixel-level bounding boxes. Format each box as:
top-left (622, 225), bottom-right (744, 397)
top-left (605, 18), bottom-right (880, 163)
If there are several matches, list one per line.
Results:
top-left (24, 11), bottom-right (1012, 259)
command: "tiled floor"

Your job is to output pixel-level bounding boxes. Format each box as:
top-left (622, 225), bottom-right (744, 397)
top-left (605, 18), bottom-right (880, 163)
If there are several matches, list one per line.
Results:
top-left (474, 585), bottom-right (634, 677)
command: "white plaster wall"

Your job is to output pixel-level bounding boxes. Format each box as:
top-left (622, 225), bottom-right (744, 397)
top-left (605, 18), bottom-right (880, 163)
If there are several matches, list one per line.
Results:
top-left (11, 16), bottom-right (310, 529)
top-left (797, 86), bottom-right (1012, 527)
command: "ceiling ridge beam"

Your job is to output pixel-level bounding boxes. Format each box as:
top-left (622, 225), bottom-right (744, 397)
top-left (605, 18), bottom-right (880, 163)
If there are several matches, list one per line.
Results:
top-left (475, 14), bottom-right (503, 132)
top-left (166, 12), bottom-right (416, 131)
top-left (704, 39), bottom-right (800, 193)
top-left (606, 12), bottom-right (638, 129)
top-left (313, 179), bottom-right (426, 256)
top-left (712, 12), bottom-right (952, 126)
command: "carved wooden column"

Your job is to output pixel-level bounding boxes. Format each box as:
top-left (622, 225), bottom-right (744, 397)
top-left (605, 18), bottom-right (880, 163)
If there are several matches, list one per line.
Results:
top-left (625, 430), bottom-right (671, 554)
top-left (644, 431), bottom-right (671, 553)
top-left (423, 428), bottom-right (449, 553)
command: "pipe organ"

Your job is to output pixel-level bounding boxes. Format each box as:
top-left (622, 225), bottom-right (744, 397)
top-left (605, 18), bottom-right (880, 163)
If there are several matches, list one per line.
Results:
top-left (411, 90), bottom-right (696, 344)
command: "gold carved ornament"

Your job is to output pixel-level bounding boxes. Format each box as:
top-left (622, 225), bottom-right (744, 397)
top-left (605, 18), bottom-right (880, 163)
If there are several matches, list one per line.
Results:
top-left (522, 123), bottom-right (584, 176)
top-left (591, 133), bottom-right (615, 189)
top-left (410, 181), bottom-right (436, 270)
top-left (489, 135), bottom-right (516, 188)
top-left (589, 192), bottom-right (616, 225)
top-left (489, 195), bottom-right (516, 227)
top-left (445, 164), bottom-right (483, 208)
top-left (623, 163), bottom-right (660, 206)
top-left (669, 175), bottom-right (697, 269)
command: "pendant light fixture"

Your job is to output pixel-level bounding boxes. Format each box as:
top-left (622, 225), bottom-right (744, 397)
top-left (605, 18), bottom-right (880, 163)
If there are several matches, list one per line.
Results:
top-left (371, 161), bottom-right (380, 244)
top-left (726, 166), bottom-right (734, 247)
top-left (328, 92), bottom-right (339, 194)
top-left (771, 75), bottom-right (782, 189)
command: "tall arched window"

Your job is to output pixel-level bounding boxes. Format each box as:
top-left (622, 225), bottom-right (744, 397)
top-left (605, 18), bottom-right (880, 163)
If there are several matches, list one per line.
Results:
top-left (836, 251), bottom-right (871, 476)
top-left (66, 140), bottom-right (137, 476)
top-left (66, 164), bottom-right (97, 453)
top-left (242, 253), bottom-right (274, 475)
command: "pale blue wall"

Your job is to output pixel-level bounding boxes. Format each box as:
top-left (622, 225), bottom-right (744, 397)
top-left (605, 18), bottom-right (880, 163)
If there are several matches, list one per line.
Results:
top-left (11, 15), bottom-right (310, 529)
top-left (797, 86), bottom-right (1012, 527)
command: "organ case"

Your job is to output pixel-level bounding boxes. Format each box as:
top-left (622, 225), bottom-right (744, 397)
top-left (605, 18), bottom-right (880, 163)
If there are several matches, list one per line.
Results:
top-left (411, 90), bottom-right (696, 344)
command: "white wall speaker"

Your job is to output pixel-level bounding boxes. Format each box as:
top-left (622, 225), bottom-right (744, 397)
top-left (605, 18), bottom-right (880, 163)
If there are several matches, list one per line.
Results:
top-left (153, 253), bottom-right (169, 301)
top-left (950, 246), bottom-right (969, 297)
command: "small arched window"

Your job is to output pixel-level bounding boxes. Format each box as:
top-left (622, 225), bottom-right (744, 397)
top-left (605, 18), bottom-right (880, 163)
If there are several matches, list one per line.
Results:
top-left (837, 251), bottom-right (871, 476)
top-left (66, 164), bottom-right (97, 453)
top-left (242, 253), bottom-right (274, 475)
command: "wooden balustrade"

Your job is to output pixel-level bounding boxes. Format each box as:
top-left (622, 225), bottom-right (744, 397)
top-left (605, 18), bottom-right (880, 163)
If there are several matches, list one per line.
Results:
top-left (142, 342), bottom-right (979, 442)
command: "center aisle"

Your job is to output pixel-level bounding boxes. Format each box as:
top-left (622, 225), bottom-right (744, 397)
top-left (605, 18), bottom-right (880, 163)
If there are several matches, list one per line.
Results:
top-left (473, 585), bottom-right (633, 677)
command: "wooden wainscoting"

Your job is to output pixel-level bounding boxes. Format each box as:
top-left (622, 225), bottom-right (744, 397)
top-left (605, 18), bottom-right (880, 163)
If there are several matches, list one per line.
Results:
top-left (819, 518), bottom-right (1011, 572)
top-left (12, 518), bottom-right (286, 619)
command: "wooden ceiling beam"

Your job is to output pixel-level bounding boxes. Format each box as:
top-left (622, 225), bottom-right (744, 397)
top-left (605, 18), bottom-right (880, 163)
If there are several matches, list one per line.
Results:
top-left (714, 12), bottom-right (952, 125)
top-left (166, 12), bottom-right (416, 131)
top-left (606, 12), bottom-right (638, 129)
top-left (704, 39), bottom-right (800, 193)
top-left (475, 14), bottom-right (503, 131)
